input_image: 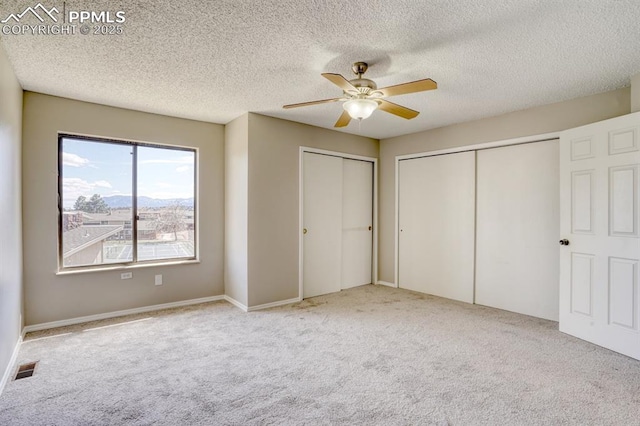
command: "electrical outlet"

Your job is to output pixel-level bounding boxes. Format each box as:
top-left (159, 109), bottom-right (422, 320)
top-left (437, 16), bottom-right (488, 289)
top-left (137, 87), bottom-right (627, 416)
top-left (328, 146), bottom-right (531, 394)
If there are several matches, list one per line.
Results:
top-left (155, 274), bottom-right (163, 286)
top-left (121, 272), bottom-right (132, 280)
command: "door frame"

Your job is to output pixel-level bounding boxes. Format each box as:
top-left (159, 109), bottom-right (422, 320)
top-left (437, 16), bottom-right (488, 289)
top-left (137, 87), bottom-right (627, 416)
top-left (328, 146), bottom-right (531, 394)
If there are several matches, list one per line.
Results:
top-left (299, 147), bottom-right (378, 299)
top-left (394, 131), bottom-right (561, 289)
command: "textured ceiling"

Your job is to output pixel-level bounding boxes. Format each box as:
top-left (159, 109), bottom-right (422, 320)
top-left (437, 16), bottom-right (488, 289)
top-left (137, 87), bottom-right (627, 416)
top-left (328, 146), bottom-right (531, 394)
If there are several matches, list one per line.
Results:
top-left (1, 0), bottom-right (640, 139)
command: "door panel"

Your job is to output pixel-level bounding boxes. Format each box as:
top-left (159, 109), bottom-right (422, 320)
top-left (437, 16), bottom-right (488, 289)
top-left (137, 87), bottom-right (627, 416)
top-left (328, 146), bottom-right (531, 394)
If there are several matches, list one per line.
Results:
top-left (608, 257), bottom-right (637, 330)
top-left (475, 141), bottom-right (560, 321)
top-left (609, 165), bottom-right (638, 236)
top-left (398, 151), bottom-right (476, 303)
top-left (302, 153), bottom-right (343, 298)
top-left (341, 159), bottom-right (373, 289)
top-left (570, 253), bottom-right (594, 316)
top-left (559, 112), bottom-right (640, 360)
top-left (571, 170), bottom-right (594, 233)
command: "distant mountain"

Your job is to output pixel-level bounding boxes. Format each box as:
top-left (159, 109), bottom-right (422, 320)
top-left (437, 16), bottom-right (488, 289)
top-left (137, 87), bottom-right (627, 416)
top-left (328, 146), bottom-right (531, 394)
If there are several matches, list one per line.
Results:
top-left (103, 195), bottom-right (194, 209)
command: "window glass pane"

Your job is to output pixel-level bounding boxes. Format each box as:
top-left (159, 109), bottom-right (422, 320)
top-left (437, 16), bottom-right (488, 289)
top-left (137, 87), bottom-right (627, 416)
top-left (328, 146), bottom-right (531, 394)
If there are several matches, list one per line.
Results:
top-left (136, 146), bottom-right (195, 261)
top-left (61, 138), bottom-right (133, 267)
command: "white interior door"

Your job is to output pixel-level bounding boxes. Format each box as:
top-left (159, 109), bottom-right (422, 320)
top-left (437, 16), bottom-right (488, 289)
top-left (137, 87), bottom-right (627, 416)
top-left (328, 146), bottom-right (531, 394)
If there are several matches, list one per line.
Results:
top-left (559, 112), bottom-right (640, 360)
top-left (398, 151), bottom-right (476, 303)
top-left (475, 141), bottom-right (560, 321)
top-left (342, 159), bottom-right (373, 289)
top-left (303, 152), bottom-right (343, 298)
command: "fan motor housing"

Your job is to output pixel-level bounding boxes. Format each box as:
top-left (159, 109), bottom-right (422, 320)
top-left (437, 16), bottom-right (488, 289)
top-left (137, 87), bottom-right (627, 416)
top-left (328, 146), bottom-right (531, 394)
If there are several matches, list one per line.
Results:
top-left (348, 78), bottom-right (377, 94)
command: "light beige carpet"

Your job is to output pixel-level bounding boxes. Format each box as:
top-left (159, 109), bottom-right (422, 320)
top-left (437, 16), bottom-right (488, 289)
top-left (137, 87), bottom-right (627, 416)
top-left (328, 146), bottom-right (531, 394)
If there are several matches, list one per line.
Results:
top-left (1, 285), bottom-right (639, 425)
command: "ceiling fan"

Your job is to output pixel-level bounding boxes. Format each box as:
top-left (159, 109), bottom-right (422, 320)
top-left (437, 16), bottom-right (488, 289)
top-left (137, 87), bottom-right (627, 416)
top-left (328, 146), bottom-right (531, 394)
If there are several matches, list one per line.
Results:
top-left (283, 62), bottom-right (437, 128)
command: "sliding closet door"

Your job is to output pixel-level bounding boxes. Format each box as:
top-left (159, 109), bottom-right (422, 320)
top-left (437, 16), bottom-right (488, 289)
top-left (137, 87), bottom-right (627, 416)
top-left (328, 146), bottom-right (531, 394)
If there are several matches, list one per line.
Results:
top-left (475, 141), bottom-right (560, 321)
top-left (303, 153), bottom-right (374, 298)
top-left (398, 151), bottom-right (476, 303)
top-left (342, 159), bottom-right (373, 289)
top-left (303, 153), bottom-right (343, 298)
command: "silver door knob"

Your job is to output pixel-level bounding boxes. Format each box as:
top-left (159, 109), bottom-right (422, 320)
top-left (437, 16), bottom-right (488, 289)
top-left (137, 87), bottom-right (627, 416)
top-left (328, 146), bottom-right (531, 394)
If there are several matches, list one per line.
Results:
top-left (559, 239), bottom-right (569, 246)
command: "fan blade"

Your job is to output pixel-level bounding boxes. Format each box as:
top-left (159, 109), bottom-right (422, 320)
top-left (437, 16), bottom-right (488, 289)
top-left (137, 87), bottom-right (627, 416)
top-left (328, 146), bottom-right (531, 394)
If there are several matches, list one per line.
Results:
top-left (377, 99), bottom-right (420, 120)
top-left (283, 98), bottom-right (343, 109)
top-left (377, 78), bottom-right (437, 97)
top-left (322, 73), bottom-right (358, 93)
top-left (334, 110), bottom-right (352, 127)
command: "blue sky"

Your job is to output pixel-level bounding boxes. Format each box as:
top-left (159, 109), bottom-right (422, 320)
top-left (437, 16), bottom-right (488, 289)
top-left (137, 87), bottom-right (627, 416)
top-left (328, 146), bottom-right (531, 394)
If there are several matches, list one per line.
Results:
top-left (62, 138), bottom-right (195, 208)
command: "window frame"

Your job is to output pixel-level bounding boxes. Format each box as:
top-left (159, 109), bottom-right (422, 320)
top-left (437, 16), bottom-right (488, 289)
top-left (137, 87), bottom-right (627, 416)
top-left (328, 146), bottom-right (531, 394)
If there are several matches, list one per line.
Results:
top-left (57, 133), bottom-right (198, 272)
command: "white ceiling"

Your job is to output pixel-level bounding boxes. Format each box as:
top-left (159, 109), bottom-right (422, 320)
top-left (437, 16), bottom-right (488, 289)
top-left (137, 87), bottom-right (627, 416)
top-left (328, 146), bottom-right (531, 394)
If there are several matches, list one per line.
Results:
top-left (1, 0), bottom-right (640, 139)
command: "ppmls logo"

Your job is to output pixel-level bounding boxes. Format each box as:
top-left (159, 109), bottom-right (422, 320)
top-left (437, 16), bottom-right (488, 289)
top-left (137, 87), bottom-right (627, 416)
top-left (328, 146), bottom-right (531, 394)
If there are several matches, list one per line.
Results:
top-left (1, 3), bottom-right (58, 23)
top-left (1, 2), bottom-right (126, 36)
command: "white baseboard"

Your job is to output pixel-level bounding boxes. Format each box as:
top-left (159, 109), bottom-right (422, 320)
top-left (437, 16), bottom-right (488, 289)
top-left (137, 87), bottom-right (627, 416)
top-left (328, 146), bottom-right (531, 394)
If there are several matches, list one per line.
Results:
top-left (22, 293), bottom-right (303, 334)
top-left (377, 281), bottom-right (397, 288)
top-left (23, 295), bottom-right (225, 333)
top-left (219, 296), bottom-right (302, 312)
top-left (224, 295), bottom-right (248, 312)
top-left (247, 297), bottom-right (301, 312)
top-left (0, 334), bottom-right (23, 396)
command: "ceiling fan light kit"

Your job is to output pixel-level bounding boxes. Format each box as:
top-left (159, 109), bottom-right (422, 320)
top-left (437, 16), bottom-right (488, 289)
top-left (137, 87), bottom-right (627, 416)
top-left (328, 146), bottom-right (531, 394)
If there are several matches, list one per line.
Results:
top-left (343, 98), bottom-right (378, 120)
top-left (283, 61), bottom-right (437, 128)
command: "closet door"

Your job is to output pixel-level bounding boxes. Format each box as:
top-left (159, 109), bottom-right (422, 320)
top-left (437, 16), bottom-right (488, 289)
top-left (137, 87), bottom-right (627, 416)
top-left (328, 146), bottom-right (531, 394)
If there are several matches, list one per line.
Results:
top-left (342, 159), bottom-right (373, 289)
top-left (398, 151), bottom-right (476, 303)
top-left (302, 153), bottom-right (343, 298)
top-left (475, 141), bottom-right (560, 321)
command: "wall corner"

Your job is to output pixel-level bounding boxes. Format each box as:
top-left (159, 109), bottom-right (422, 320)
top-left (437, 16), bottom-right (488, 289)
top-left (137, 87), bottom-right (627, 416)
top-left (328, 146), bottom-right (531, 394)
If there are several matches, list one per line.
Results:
top-left (631, 73), bottom-right (640, 113)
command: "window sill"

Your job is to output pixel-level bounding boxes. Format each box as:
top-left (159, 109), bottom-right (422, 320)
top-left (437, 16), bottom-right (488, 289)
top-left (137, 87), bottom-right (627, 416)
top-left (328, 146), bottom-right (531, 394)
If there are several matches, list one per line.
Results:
top-left (56, 259), bottom-right (200, 276)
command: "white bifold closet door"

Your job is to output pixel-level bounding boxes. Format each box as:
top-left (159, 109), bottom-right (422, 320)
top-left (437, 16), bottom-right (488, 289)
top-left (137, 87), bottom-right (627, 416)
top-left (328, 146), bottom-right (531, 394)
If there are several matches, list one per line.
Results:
top-left (475, 141), bottom-right (560, 321)
top-left (398, 151), bottom-right (476, 303)
top-left (303, 152), bottom-right (373, 299)
top-left (341, 159), bottom-right (373, 289)
top-left (303, 153), bottom-right (343, 298)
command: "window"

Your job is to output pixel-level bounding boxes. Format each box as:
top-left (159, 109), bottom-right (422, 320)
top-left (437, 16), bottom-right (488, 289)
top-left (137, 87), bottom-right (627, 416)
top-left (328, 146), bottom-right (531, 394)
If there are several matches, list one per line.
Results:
top-left (59, 135), bottom-right (196, 269)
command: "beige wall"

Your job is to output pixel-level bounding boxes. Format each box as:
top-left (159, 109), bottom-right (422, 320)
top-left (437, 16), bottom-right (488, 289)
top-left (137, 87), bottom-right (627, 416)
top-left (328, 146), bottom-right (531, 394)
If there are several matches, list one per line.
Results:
top-left (22, 93), bottom-right (224, 325)
top-left (377, 88), bottom-right (631, 283)
top-left (224, 114), bottom-right (249, 306)
top-left (246, 114), bottom-right (378, 306)
top-left (0, 43), bottom-right (23, 385)
top-left (632, 73), bottom-right (640, 113)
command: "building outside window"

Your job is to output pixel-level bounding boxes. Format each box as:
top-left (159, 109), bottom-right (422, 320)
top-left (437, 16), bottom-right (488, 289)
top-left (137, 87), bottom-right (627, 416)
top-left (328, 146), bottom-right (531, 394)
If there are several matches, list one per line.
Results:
top-left (59, 135), bottom-right (197, 269)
